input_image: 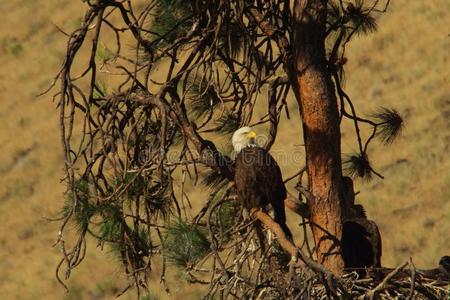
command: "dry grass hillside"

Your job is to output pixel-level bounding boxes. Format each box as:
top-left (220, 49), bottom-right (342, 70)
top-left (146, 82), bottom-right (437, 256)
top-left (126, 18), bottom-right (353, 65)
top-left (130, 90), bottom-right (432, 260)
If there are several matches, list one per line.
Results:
top-left (0, 1), bottom-right (448, 299)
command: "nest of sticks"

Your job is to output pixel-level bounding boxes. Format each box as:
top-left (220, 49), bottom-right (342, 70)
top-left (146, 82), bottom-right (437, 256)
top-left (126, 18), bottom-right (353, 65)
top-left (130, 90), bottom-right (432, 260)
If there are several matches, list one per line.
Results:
top-left (309, 264), bottom-right (449, 299)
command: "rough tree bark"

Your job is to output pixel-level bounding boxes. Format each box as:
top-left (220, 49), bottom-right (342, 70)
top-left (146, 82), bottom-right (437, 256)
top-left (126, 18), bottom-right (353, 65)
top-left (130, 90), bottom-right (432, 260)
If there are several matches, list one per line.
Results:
top-left (291, 0), bottom-right (345, 274)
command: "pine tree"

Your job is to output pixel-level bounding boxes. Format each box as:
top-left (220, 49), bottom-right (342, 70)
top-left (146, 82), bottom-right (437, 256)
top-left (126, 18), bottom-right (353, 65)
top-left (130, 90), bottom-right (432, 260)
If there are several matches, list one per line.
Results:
top-left (48, 0), bottom-right (447, 298)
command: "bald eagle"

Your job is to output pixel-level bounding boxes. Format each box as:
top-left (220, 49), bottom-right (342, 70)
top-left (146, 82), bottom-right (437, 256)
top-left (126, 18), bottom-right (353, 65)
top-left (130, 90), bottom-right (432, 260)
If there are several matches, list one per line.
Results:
top-left (232, 127), bottom-right (292, 239)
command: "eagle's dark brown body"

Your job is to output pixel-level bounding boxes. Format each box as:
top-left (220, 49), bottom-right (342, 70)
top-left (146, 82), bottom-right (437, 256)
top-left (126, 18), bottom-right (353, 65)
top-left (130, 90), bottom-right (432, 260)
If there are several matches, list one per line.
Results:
top-left (234, 146), bottom-right (292, 238)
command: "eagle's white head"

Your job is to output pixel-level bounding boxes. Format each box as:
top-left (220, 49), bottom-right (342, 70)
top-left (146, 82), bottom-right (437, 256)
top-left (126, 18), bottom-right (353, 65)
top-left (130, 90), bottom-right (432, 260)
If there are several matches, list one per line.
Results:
top-left (232, 126), bottom-right (257, 153)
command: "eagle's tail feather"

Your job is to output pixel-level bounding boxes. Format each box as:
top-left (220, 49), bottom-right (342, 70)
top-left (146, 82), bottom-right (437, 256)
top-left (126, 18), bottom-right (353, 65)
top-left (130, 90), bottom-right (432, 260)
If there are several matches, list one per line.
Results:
top-left (254, 220), bottom-right (267, 254)
top-left (273, 202), bottom-right (293, 242)
top-left (279, 223), bottom-right (293, 242)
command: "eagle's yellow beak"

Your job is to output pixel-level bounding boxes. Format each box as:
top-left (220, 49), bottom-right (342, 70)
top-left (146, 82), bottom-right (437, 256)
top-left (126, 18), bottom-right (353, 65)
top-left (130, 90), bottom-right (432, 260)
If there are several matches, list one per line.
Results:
top-left (247, 131), bottom-right (257, 139)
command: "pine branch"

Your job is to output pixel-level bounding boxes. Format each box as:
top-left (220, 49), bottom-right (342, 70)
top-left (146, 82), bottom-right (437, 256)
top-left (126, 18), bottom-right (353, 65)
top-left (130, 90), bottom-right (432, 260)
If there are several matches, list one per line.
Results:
top-left (343, 152), bottom-right (383, 180)
top-left (372, 107), bottom-right (404, 145)
top-left (163, 219), bottom-right (210, 269)
top-left (346, 0), bottom-right (378, 36)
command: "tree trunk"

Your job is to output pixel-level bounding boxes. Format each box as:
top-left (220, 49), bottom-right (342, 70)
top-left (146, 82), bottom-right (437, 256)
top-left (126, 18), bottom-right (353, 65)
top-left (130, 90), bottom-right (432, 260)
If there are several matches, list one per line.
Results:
top-left (291, 0), bottom-right (345, 275)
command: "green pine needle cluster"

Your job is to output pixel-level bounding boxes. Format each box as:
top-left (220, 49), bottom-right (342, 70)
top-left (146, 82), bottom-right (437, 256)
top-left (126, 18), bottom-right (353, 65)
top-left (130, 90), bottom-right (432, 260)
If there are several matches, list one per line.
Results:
top-left (63, 179), bottom-right (123, 241)
top-left (63, 179), bottom-right (95, 232)
top-left (327, 0), bottom-right (378, 36)
top-left (346, 0), bottom-right (378, 35)
top-left (144, 184), bottom-right (172, 220)
top-left (63, 177), bottom-right (157, 258)
top-left (115, 172), bottom-right (172, 220)
top-left (215, 111), bottom-right (240, 134)
top-left (163, 219), bottom-right (210, 269)
top-left (373, 107), bottom-right (404, 145)
top-left (344, 152), bottom-right (373, 181)
top-left (98, 211), bottom-right (123, 242)
top-left (151, 0), bottom-right (194, 47)
top-left (327, 1), bottom-right (343, 26)
top-left (115, 172), bottom-right (145, 197)
top-left (216, 200), bottom-right (239, 238)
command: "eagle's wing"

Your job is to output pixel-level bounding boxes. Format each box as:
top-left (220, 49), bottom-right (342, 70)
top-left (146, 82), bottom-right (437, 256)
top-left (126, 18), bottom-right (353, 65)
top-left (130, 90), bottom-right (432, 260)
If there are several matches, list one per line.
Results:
top-left (235, 147), bottom-right (291, 238)
top-left (235, 147), bottom-right (285, 208)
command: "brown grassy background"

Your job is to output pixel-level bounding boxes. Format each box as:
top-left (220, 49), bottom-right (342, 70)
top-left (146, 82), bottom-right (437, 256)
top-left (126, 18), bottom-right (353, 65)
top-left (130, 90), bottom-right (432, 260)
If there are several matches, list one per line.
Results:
top-left (0, 1), bottom-right (448, 299)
